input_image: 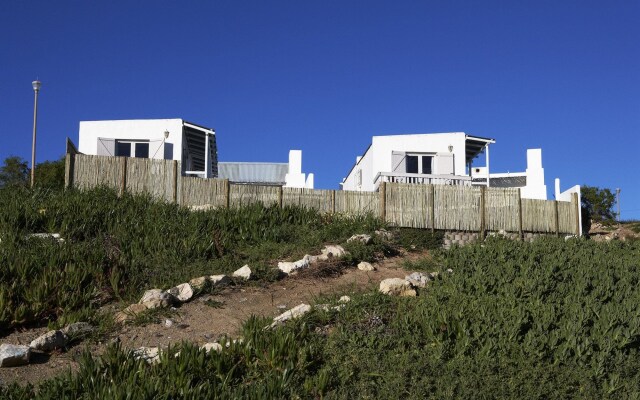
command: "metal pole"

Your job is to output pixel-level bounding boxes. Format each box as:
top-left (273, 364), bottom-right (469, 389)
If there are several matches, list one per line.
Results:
top-left (616, 188), bottom-right (621, 222)
top-left (30, 80), bottom-right (41, 188)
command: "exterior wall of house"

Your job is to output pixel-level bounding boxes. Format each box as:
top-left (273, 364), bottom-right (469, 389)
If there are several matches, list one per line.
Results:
top-left (519, 149), bottom-right (547, 200)
top-left (555, 179), bottom-right (582, 236)
top-left (342, 132), bottom-right (468, 191)
top-left (284, 150), bottom-right (314, 189)
top-left (78, 119), bottom-right (184, 160)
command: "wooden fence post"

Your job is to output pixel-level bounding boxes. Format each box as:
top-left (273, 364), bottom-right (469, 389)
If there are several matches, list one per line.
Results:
top-left (119, 157), bottom-right (127, 197)
top-left (224, 179), bottom-right (231, 208)
top-left (278, 186), bottom-right (283, 208)
top-left (517, 188), bottom-right (523, 241)
top-left (379, 182), bottom-right (386, 221)
top-left (172, 160), bottom-right (178, 204)
top-left (480, 186), bottom-right (486, 239)
top-left (572, 192), bottom-right (580, 236)
top-left (331, 190), bottom-right (336, 214)
top-left (554, 200), bottom-right (560, 237)
top-left (64, 153), bottom-right (75, 190)
top-left (429, 184), bottom-right (435, 233)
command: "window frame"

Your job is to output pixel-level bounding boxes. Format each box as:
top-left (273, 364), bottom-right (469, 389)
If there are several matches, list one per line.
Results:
top-left (114, 140), bottom-right (151, 158)
top-left (405, 152), bottom-right (434, 175)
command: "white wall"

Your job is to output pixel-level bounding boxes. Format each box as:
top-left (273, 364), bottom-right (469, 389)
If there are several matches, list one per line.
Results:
top-left (78, 119), bottom-right (184, 160)
top-left (284, 150), bottom-right (314, 189)
top-left (555, 179), bottom-right (582, 236)
top-left (519, 149), bottom-right (547, 200)
top-left (342, 132), bottom-right (468, 191)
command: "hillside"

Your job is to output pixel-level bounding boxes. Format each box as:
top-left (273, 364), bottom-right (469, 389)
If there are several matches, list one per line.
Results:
top-left (1, 188), bottom-right (640, 398)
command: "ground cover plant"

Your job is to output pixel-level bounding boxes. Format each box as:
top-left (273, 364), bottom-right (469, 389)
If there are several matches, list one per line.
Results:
top-left (0, 186), bottom-right (384, 332)
top-left (2, 236), bottom-right (640, 398)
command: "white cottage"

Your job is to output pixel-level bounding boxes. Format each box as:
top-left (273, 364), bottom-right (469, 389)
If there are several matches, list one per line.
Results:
top-left (341, 132), bottom-right (549, 200)
top-left (78, 119), bottom-right (217, 178)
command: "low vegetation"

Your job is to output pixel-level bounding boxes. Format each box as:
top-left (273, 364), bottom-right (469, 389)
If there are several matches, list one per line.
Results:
top-left (0, 186), bottom-right (384, 332)
top-left (2, 186), bottom-right (639, 398)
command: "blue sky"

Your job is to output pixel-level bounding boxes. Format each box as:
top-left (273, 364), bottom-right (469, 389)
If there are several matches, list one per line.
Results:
top-left (1, 1), bottom-right (638, 218)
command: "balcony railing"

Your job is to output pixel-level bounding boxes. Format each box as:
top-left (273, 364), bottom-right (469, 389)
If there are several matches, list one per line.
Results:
top-left (373, 172), bottom-right (472, 190)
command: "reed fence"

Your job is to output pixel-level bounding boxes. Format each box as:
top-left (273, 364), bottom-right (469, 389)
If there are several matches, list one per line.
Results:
top-left (66, 154), bottom-right (581, 236)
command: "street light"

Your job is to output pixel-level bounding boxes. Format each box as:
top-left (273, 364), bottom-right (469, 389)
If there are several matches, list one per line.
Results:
top-left (30, 80), bottom-right (41, 188)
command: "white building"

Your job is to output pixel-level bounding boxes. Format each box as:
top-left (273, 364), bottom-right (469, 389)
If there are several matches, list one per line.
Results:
top-left (77, 119), bottom-right (314, 188)
top-left (341, 132), bottom-right (549, 200)
top-left (78, 119), bottom-right (217, 178)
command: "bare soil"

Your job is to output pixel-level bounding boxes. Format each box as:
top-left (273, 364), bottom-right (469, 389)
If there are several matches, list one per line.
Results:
top-left (0, 252), bottom-right (426, 387)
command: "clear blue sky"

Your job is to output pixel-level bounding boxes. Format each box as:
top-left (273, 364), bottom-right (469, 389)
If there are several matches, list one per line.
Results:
top-left (1, 1), bottom-right (638, 218)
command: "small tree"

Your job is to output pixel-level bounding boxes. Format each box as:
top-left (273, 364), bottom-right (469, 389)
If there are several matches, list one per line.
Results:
top-left (581, 185), bottom-right (616, 231)
top-left (35, 157), bottom-right (65, 189)
top-left (0, 156), bottom-right (28, 188)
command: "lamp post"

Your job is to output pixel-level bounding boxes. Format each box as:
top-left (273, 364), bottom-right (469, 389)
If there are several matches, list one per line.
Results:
top-left (30, 80), bottom-right (41, 188)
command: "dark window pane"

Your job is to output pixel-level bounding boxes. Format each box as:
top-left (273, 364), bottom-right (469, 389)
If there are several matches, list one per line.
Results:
top-left (422, 156), bottom-right (433, 174)
top-left (115, 142), bottom-right (131, 157)
top-left (135, 143), bottom-right (149, 158)
top-left (406, 155), bottom-right (418, 173)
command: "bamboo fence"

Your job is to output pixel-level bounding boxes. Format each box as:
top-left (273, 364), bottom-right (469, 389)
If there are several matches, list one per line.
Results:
top-left (66, 153), bottom-right (580, 235)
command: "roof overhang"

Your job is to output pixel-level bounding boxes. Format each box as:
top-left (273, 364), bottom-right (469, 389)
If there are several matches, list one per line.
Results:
top-left (465, 135), bottom-right (495, 164)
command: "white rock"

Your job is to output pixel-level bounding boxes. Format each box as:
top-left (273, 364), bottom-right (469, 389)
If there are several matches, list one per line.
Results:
top-left (338, 296), bottom-right (351, 303)
top-left (114, 303), bottom-right (147, 324)
top-left (429, 271), bottom-right (439, 279)
top-left (405, 272), bottom-right (431, 288)
top-left (165, 319), bottom-right (174, 328)
top-left (347, 234), bottom-right (373, 245)
top-left (29, 330), bottom-right (68, 352)
top-left (357, 261), bottom-right (375, 271)
top-left (375, 229), bottom-right (394, 241)
top-left (278, 257), bottom-right (310, 275)
top-left (133, 347), bottom-right (160, 364)
top-left (320, 245), bottom-right (346, 259)
top-left (209, 275), bottom-right (231, 286)
top-left (189, 276), bottom-right (208, 290)
top-left (166, 283), bottom-right (194, 303)
top-left (270, 304), bottom-right (312, 328)
top-left (200, 342), bottom-right (223, 354)
top-left (232, 265), bottom-right (252, 280)
top-left (315, 304), bottom-right (331, 312)
top-left (446, 268), bottom-right (454, 274)
top-left (140, 290), bottom-right (175, 309)
top-left (379, 278), bottom-right (417, 297)
top-left (26, 233), bottom-right (64, 243)
top-left (0, 344), bottom-right (31, 367)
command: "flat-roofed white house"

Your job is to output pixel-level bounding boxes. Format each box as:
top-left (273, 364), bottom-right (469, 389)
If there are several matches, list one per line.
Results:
top-left (341, 132), bottom-right (550, 200)
top-left (77, 119), bottom-right (314, 188)
top-left (78, 119), bottom-right (217, 178)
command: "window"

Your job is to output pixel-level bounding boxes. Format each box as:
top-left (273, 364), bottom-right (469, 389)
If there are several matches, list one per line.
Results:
top-left (115, 140), bottom-right (150, 158)
top-left (406, 154), bottom-right (433, 174)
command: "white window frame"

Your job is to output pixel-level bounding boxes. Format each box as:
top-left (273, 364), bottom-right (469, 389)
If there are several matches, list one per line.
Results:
top-left (115, 140), bottom-right (150, 158)
top-left (406, 153), bottom-right (435, 175)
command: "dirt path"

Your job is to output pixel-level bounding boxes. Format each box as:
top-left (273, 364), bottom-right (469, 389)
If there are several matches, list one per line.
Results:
top-left (0, 253), bottom-right (423, 386)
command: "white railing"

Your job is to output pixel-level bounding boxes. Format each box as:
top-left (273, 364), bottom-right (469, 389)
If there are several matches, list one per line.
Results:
top-left (373, 172), bottom-right (472, 190)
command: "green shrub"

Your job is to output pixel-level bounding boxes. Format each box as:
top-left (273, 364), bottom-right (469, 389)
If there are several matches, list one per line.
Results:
top-left (395, 228), bottom-right (443, 251)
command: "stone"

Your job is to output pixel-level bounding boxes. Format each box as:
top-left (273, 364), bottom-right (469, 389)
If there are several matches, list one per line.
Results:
top-left (347, 234), bottom-right (373, 245)
top-left (29, 330), bottom-right (68, 352)
top-left (317, 245), bottom-right (346, 261)
top-left (338, 295), bottom-right (351, 303)
top-left (140, 290), bottom-right (175, 309)
top-left (165, 319), bottom-right (174, 328)
top-left (379, 278), bottom-right (417, 297)
top-left (357, 261), bottom-right (375, 271)
top-left (200, 342), bottom-right (222, 354)
top-left (133, 347), bottom-right (160, 364)
top-left (166, 283), bottom-right (194, 303)
top-left (27, 233), bottom-right (64, 243)
top-left (446, 268), bottom-right (454, 274)
top-left (60, 322), bottom-right (94, 340)
top-left (114, 303), bottom-right (148, 324)
top-left (405, 272), bottom-right (431, 288)
top-left (189, 276), bottom-right (208, 290)
top-left (375, 229), bottom-right (394, 241)
top-left (0, 344), bottom-right (31, 367)
top-left (278, 257), bottom-right (310, 275)
top-left (232, 265), bottom-right (252, 280)
top-left (209, 275), bottom-right (231, 286)
top-left (270, 304), bottom-right (312, 328)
